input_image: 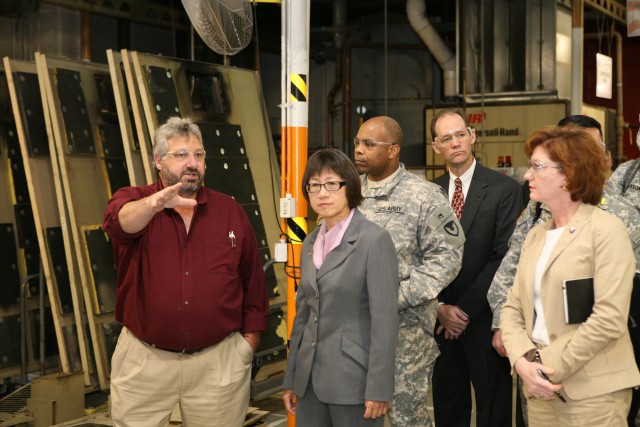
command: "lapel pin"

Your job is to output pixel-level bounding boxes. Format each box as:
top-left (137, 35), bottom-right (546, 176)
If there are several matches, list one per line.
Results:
top-left (569, 227), bottom-right (576, 233)
top-left (308, 250), bottom-right (313, 257)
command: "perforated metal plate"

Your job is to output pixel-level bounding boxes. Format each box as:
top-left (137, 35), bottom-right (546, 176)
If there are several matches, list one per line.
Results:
top-left (104, 159), bottom-right (130, 196)
top-left (204, 157), bottom-right (258, 205)
top-left (12, 71), bottom-right (49, 157)
top-left (82, 227), bottom-right (116, 314)
top-left (6, 129), bottom-right (31, 205)
top-left (200, 122), bottom-right (246, 158)
top-left (45, 227), bottom-right (74, 315)
top-left (55, 68), bottom-right (95, 154)
top-left (93, 73), bottom-right (118, 125)
top-left (145, 66), bottom-right (181, 125)
top-left (98, 124), bottom-right (125, 158)
top-left (13, 203), bottom-right (37, 249)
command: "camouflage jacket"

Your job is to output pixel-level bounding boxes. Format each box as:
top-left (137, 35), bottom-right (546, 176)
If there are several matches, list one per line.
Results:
top-left (606, 159), bottom-right (640, 210)
top-left (359, 164), bottom-right (465, 335)
top-left (488, 183), bottom-right (640, 330)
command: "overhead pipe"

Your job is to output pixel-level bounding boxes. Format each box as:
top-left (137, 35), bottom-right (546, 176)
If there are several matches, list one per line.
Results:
top-left (612, 29), bottom-right (624, 163)
top-left (327, 0), bottom-right (347, 148)
top-left (406, 0), bottom-right (456, 98)
top-left (81, 11), bottom-right (91, 60)
top-left (571, 0), bottom-right (584, 115)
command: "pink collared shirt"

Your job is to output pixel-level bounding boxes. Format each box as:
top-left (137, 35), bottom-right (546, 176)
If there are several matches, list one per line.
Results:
top-left (313, 209), bottom-right (355, 269)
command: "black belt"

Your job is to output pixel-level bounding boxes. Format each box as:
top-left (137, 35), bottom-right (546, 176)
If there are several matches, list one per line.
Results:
top-left (139, 338), bottom-right (208, 355)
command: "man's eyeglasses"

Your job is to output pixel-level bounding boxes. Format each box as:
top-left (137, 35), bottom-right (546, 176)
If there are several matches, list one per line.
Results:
top-left (526, 161), bottom-right (564, 176)
top-left (306, 181), bottom-right (346, 193)
top-left (434, 127), bottom-right (474, 147)
top-left (163, 150), bottom-right (206, 162)
top-left (353, 137), bottom-right (394, 150)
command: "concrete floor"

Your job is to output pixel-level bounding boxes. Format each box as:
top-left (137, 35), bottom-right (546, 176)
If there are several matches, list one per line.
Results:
top-left (51, 376), bottom-right (523, 426)
top-left (254, 376), bottom-right (523, 427)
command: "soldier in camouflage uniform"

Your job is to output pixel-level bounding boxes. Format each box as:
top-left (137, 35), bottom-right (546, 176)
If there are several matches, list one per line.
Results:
top-left (487, 115), bottom-right (640, 426)
top-left (354, 116), bottom-right (465, 427)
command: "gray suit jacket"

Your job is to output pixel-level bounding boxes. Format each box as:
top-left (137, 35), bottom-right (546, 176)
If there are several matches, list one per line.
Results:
top-left (282, 209), bottom-right (399, 404)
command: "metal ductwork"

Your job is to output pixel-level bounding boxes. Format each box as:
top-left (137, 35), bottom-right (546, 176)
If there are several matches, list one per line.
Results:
top-left (406, 0), bottom-right (456, 98)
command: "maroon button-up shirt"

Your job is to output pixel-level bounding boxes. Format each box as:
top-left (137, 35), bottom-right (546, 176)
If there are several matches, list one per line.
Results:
top-left (103, 181), bottom-right (268, 350)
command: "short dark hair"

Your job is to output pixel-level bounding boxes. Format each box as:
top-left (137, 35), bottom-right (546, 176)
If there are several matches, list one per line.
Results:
top-left (429, 108), bottom-right (470, 141)
top-left (557, 115), bottom-right (602, 138)
top-left (302, 149), bottom-right (363, 209)
top-left (525, 126), bottom-right (606, 205)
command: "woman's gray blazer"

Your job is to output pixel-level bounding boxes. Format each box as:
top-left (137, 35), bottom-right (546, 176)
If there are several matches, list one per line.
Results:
top-left (282, 209), bottom-right (399, 404)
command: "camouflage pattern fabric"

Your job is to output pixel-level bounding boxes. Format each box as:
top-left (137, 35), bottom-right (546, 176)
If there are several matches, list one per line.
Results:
top-left (359, 164), bottom-right (465, 427)
top-left (607, 159), bottom-right (640, 218)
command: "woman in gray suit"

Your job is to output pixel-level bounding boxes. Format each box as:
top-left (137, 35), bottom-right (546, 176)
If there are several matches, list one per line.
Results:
top-left (282, 149), bottom-right (399, 426)
top-left (501, 126), bottom-right (640, 426)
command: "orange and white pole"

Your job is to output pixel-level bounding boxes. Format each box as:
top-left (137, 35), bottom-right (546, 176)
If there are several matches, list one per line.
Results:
top-left (281, 1), bottom-right (309, 425)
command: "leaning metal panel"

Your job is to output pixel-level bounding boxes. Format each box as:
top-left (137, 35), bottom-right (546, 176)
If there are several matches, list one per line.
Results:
top-left (13, 203), bottom-right (37, 249)
top-left (4, 57), bottom-right (89, 382)
top-left (145, 65), bottom-right (181, 125)
top-left (7, 133), bottom-right (30, 205)
top-left (12, 72), bottom-right (49, 157)
top-left (98, 124), bottom-right (130, 196)
top-left (55, 68), bottom-right (96, 155)
top-left (45, 227), bottom-right (74, 315)
top-left (81, 226), bottom-right (117, 315)
top-left (36, 53), bottom-right (124, 389)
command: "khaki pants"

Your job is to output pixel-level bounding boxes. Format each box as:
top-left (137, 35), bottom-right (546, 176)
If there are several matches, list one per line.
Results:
top-left (110, 327), bottom-right (252, 427)
top-left (527, 388), bottom-right (631, 427)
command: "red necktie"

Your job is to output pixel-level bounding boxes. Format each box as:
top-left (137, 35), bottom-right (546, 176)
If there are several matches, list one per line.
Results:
top-left (452, 178), bottom-right (464, 220)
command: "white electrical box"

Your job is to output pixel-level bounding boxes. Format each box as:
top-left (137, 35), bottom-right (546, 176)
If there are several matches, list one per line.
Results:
top-left (274, 240), bottom-right (288, 262)
top-left (280, 194), bottom-right (296, 218)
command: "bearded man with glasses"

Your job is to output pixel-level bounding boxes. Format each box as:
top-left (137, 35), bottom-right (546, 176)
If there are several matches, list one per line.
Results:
top-left (354, 115), bottom-right (465, 427)
top-left (103, 116), bottom-right (268, 427)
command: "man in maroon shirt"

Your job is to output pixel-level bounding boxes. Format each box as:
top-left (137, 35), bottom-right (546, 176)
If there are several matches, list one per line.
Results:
top-left (103, 116), bottom-right (269, 427)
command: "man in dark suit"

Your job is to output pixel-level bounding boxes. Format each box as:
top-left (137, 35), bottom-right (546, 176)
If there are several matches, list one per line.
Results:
top-left (431, 109), bottom-right (523, 427)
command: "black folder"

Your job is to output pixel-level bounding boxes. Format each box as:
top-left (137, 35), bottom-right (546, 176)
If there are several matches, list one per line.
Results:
top-left (562, 277), bottom-right (594, 324)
